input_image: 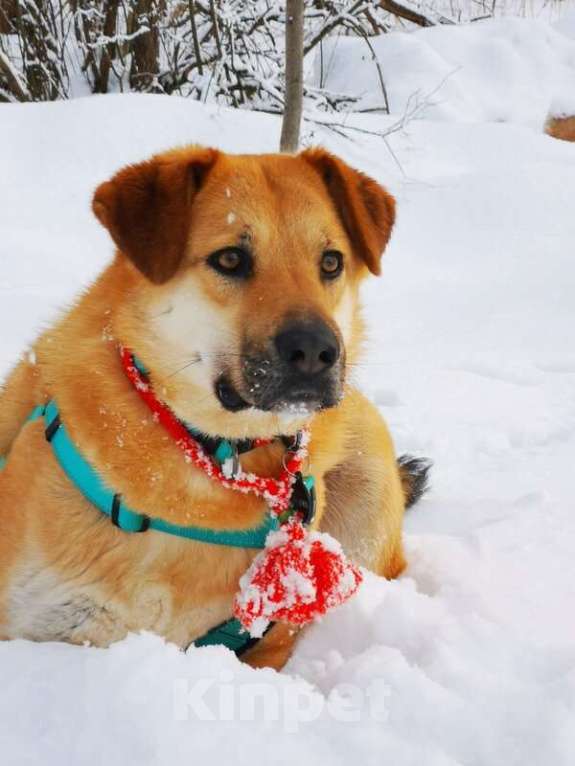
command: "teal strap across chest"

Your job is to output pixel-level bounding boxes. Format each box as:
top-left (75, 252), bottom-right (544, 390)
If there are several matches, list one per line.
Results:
top-left (28, 401), bottom-right (279, 548)
top-left (0, 401), bottom-right (279, 654)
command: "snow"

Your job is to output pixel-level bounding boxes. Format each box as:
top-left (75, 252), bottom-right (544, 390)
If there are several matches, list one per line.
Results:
top-left (404, 0), bottom-right (571, 25)
top-left (554, 6), bottom-right (575, 40)
top-left (2, 17), bottom-right (575, 764)
top-left (313, 17), bottom-right (575, 126)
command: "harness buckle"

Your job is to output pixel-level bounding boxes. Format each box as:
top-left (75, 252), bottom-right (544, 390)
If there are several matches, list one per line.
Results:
top-left (289, 472), bottom-right (316, 526)
top-left (282, 431), bottom-right (304, 452)
top-left (221, 448), bottom-right (241, 479)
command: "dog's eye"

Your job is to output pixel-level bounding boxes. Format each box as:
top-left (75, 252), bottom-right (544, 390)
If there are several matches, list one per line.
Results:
top-left (208, 247), bottom-right (252, 279)
top-left (321, 250), bottom-right (344, 280)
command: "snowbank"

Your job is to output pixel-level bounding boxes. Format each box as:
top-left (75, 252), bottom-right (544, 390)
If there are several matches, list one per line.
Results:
top-left (555, 6), bottom-right (575, 40)
top-left (312, 17), bottom-right (575, 126)
top-left (1, 87), bottom-right (575, 764)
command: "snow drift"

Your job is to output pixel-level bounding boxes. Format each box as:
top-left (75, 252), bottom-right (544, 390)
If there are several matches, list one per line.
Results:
top-left (312, 17), bottom-right (575, 126)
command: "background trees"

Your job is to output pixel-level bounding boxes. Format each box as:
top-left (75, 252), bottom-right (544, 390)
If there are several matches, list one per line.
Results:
top-left (0, 0), bottom-right (449, 107)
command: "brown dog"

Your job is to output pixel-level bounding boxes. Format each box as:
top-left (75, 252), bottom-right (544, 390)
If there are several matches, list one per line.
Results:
top-left (0, 146), bottom-right (427, 669)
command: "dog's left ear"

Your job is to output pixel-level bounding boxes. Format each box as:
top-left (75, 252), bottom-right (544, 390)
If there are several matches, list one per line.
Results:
top-left (301, 148), bottom-right (395, 275)
top-left (92, 147), bottom-right (219, 284)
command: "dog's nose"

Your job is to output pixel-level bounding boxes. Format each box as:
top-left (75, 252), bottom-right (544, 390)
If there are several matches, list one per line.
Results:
top-left (274, 321), bottom-right (340, 376)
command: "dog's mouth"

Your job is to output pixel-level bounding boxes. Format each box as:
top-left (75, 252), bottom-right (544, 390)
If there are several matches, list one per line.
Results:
top-left (215, 376), bottom-right (251, 412)
top-left (215, 363), bottom-right (344, 416)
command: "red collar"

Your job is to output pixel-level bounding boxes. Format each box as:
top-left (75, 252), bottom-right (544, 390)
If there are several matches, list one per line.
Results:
top-left (120, 347), bottom-right (310, 515)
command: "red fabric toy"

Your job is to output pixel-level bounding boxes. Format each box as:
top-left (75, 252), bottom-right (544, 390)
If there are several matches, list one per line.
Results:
top-left (234, 516), bottom-right (363, 637)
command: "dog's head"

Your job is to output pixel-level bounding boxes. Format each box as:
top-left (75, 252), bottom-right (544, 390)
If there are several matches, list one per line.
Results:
top-left (93, 146), bottom-right (395, 437)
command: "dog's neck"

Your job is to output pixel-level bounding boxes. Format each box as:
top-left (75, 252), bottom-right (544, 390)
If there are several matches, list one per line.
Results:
top-left (122, 347), bottom-right (303, 466)
top-left (120, 346), bottom-right (314, 520)
top-left (125, 349), bottom-right (313, 443)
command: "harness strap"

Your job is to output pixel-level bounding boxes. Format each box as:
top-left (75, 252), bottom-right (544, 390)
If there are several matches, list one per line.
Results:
top-left (33, 401), bottom-right (280, 547)
top-left (193, 617), bottom-right (270, 656)
top-left (0, 401), bottom-right (280, 654)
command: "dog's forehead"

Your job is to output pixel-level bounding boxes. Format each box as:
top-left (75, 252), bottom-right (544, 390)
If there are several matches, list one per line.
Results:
top-left (206, 154), bottom-right (336, 220)
top-left (190, 155), bottom-right (349, 264)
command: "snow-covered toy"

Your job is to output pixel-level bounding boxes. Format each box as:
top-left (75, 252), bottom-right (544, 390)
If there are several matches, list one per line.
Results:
top-left (234, 515), bottom-right (362, 637)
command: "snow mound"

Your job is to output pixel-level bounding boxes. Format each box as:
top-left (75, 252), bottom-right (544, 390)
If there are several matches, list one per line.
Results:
top-left (554, 6), bottom-right (575, 40)
top-left (313, 17), bottom-right (575, 126)
top-left (2, 74), bottom-right (575, 765)
top-left (2, 566), bottom-right (574, 765)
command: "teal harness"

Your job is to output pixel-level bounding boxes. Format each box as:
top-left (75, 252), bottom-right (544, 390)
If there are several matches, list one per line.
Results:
top-left (36, 401), bottom-right (279, 547)
top-left (0, 400), bottom-right (314, 655)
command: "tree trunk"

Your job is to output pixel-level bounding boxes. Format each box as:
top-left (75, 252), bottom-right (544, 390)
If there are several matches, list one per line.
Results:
top-left (280, 0), bottom-right (304, 153)
top-left (130, 0), bottom-right (160, 91)
top-left (0, 0), bottom-right (18, 34)
top-left (95, 0), bottom-right (121, 94)
top-left (188, 0), bottom-right (203, 75)
top-left (0, 48), bottom-right (29, 100)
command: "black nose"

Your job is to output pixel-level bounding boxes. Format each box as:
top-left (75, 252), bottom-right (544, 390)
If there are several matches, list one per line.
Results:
top-left (274, 321), bottom-right (340, 376)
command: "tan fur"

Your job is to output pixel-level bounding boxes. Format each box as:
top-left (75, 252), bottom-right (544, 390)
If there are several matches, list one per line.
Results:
top-left (545, 116), bottom-right (575, 143)
top-left (0, 146), bottom-right (406, 669)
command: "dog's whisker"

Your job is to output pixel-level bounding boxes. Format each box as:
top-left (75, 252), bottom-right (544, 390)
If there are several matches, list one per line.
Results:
top-left (159, 352), bottom-right (257, 380)
top-left (148, 305), bottom-right (175, 320)
top-left (164, 359), bottom-right (203, 379)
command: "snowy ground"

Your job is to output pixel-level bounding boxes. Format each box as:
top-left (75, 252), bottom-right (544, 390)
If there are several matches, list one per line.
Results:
top-left (314, 16), bottom-right (575, 124)
top-left (2, 17), bottom-right (575, 766)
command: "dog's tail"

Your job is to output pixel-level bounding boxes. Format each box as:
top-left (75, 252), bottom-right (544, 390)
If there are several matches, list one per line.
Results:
top-left (398, 455), bottom-right (432, 509)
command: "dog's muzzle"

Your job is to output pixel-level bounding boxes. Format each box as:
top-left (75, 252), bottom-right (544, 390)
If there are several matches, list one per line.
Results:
top-left (240, 318), bottom-right (344, 413)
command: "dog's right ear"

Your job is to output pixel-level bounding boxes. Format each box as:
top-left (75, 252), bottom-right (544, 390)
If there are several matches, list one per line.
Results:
top-left (92, 147), bottom-right (219, 285)
top-left (301, 148), bottom-right (395, 276)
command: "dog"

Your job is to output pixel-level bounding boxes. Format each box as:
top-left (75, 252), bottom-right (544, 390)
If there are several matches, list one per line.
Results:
top-left (0, 146), bottom-right (429, 669)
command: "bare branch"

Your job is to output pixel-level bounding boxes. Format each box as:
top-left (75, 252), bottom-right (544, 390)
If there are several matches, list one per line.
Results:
top-left (377, 0), bottom-right (454, 27)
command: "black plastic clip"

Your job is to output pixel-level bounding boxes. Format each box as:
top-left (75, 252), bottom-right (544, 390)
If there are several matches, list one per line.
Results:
top-left (290, 472), bottom-right (316, 526)
top-left (111, 494), bottom-right (122, 527)
top-left (281, 431), bottom-right (304, 453)
top-left (45, 414), bottom-right (61, 443)
top-left (111, 494), bottom-right (150, 532)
